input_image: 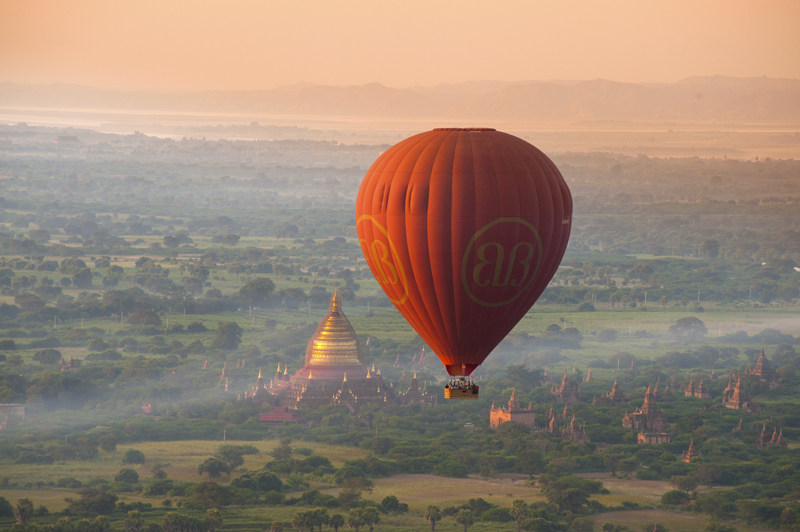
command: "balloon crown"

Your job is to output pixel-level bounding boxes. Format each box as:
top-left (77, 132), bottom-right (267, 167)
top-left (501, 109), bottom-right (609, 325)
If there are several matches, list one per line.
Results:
top-left (433, 127), bottom-right (496, 131)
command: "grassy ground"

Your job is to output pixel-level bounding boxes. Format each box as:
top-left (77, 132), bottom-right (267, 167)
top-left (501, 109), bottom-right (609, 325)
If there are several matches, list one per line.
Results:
top-left (0, 440), bottom-right (369, 488)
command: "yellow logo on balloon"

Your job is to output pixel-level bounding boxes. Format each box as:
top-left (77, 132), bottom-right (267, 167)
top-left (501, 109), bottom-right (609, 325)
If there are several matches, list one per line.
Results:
top-left (462, 218), bottom-right (543, 307)
top-left (356, 215), bottom-right (409, 305)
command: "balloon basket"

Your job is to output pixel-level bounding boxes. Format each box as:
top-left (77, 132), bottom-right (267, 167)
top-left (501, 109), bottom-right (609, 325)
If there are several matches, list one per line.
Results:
top-left (444, 378), bottom-right (479, 400)
top-left (444, 387), bottom-right (479, 399)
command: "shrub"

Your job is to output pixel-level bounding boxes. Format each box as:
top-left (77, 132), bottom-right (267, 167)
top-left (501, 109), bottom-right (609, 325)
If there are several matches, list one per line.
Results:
top-left (661, 490), bottom-right (690, 506)
top-left (115, 469), bottom-right (140, 484)
top-left (481, 508), bottom-right (514, 522)
top-left (122, 449), bottom-right (145, 465)
top-left (0, 339), bottom-right (17, 350)
top-left (57, 477), bottom-right (83, 488)
top-left (576, 302), bottom-right (596, 312)
top-left (128, 309), bottom-right (162, 326)
top-left (264, 491), bottom-right (285, 505)
top-left (187, 322), bottom-right (208, 333)
top-left (33, 348), bottom-right (62, 364)
top-left (0, 497), bottom-right (14, 518)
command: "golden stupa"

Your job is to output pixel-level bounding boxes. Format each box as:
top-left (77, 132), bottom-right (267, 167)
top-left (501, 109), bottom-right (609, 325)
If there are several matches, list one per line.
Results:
top-left (292, 290), bottom-right (367, 380)
top-left (305, 290), bottom-right (364, 367)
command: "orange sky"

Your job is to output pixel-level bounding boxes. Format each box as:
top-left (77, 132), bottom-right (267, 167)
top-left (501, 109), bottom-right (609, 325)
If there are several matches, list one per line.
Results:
top-left (1, 0), bottom-right (798, 90)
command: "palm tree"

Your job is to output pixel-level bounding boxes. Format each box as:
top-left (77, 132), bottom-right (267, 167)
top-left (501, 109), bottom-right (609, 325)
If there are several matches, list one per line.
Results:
top-left (509, 500), bottom-right (528, 532)
top-left (660, 295), bottom-right (668, 309)
top-left (361, 508), bottom-right (380, 532)
top-left (455, 510), bottom-right (474, 532)
top-left (347, 509), bottom-right (365, 532)
top-left (329, 514), bottom-right (345, 532)
top-left (424, 506), bottom-right (442, 532)
top-left (206, 509), bottom-right (223, 532)
top-left (681, 297), bottom-right (689, 310)
top-left (124, 510), bottom-right (144, 532)
top-left (293, 511), bottom-right (310, 532)
top-left (311, 509), bottom-right (330, 532)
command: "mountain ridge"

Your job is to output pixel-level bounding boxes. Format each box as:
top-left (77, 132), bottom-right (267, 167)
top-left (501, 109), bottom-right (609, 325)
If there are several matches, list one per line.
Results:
top-left (1, 76), bottom-right (799, 122)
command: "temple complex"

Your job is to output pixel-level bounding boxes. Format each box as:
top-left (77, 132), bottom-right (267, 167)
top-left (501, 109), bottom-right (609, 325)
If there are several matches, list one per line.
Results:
top-left (397, 373), bottom-right (437, 406)
top-left (551, 371), bottom-right (581, 404)
top-left (722, 374), bottom-right (761, 412)
top-left (747, 348), bottom-right (781, 388)
top-left (545, 411), bottom-right (590, 443)
top-left (602, 380), bottom-right (630, 404)
top-left (60, 357), bottom-right (80, 372)
top-left (622, 383), bottom-right (670, 444)
top-left (262, 292), bottom-right (394, 411)
top-left (489, 389), bottom-right (536, 428)
top-left (685, 379), bottom-right (711, 399)
top-left (682, 439), bottom-right (701, 462)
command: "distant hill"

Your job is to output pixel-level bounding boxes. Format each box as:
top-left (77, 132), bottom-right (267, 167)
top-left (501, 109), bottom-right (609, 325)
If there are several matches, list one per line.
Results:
top-left (1, 76), bottom-right (799, 122)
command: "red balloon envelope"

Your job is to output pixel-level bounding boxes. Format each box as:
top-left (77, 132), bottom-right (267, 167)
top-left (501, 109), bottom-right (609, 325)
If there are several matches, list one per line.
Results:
top-left (356, 128), bottom-right (572, 376)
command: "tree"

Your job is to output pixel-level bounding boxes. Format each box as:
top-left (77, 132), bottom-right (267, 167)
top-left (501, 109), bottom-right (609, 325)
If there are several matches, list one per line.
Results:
top-left (294, 511), bottom-right (311, 532)
top-left (456, 510), bottom-right (475, 532)
top-left (206, 509), bottom-right (223, 532)
top-left (124, 510), bottom-right (144, 532)
top-left (211, 322), bottom-right (244, 350)
top-left (701, 239), bottom-right (720, 258)
top-left (424, 505), bottom-right (442, 532)
top-left (115, 469), bottom-right (140, 484)
top-left (33, 348), bottom-right (61, 365)
top-left (329, 514), bottom-right (345, 532)
top-left (216, 445), bottom-right (246, 469)
top-left (681, 297), bottom-right (689, 310)
top-left (668, 317), bottom-right (707, 340)
top-left (73, 268), bottom-right (93, 288)
top-left (128, 309), bottom-right (162, 326)
top-left (548, 487), bottom-right (590, 513)
top-left (271, 443), bottom-right (293, 461)
top-left (222, 234), bottom-right (241, 246)
top-left (99, 434), bottom-right (117, 452)
top-left (14, 293), bottom-right (45, 311)
top-left (192, 482), bottom-right (232, 508)
top-left (660, 295), bottom-right (668, 309)
top-left (378, 495), bottom-right (399, 514)
top-left (66, 487), bottom-right (118, 515)
top-left (238, 278), bottom-right (276, 306)
top-left (14, 498), bottom-right (34, 525)
top-left (163, 512), bottom-right (206, 532)
top-left (670, 475), bottom-right (698, 492)
top-left (310, 508), bottom-right (330, 532)
top-left (0, 497), bottom-right (13, 518)
top-left (122, 449), bottom-right (145, 465)
top-left (516, 449), bottom-right (544, 476)
top-left (309, 286), bottom-right (330, 304)
top-left (509, 500), bottom-right (528, 532)
top-left (198, 457), bottom-right (231, 478)
top-left (695, 463), bottom-right (721, 485)
top-left (361, 507), bottom-right (380, 532)
top-left (337, 489), bottom-right (362, 509)
top-left (661, 490), bottom-right (691, 506)
top-left (347, 509), bottom-right (365, 532)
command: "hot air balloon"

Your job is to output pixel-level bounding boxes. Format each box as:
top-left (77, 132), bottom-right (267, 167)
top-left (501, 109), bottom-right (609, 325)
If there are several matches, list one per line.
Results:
top-left (355, 128), bottom-right (572, 398)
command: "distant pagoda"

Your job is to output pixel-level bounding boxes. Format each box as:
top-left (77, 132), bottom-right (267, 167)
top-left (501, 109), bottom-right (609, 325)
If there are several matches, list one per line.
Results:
top-left (622, 383), bottom-right (670, 444)
top-left (551, 370), bottom-right (581, 404)
top-left (746, 348), bottom-right (781, 388)
top-left (722, 374), bottom-right (761, 412)
top-left (682, 438), bottom-right (701, 462)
